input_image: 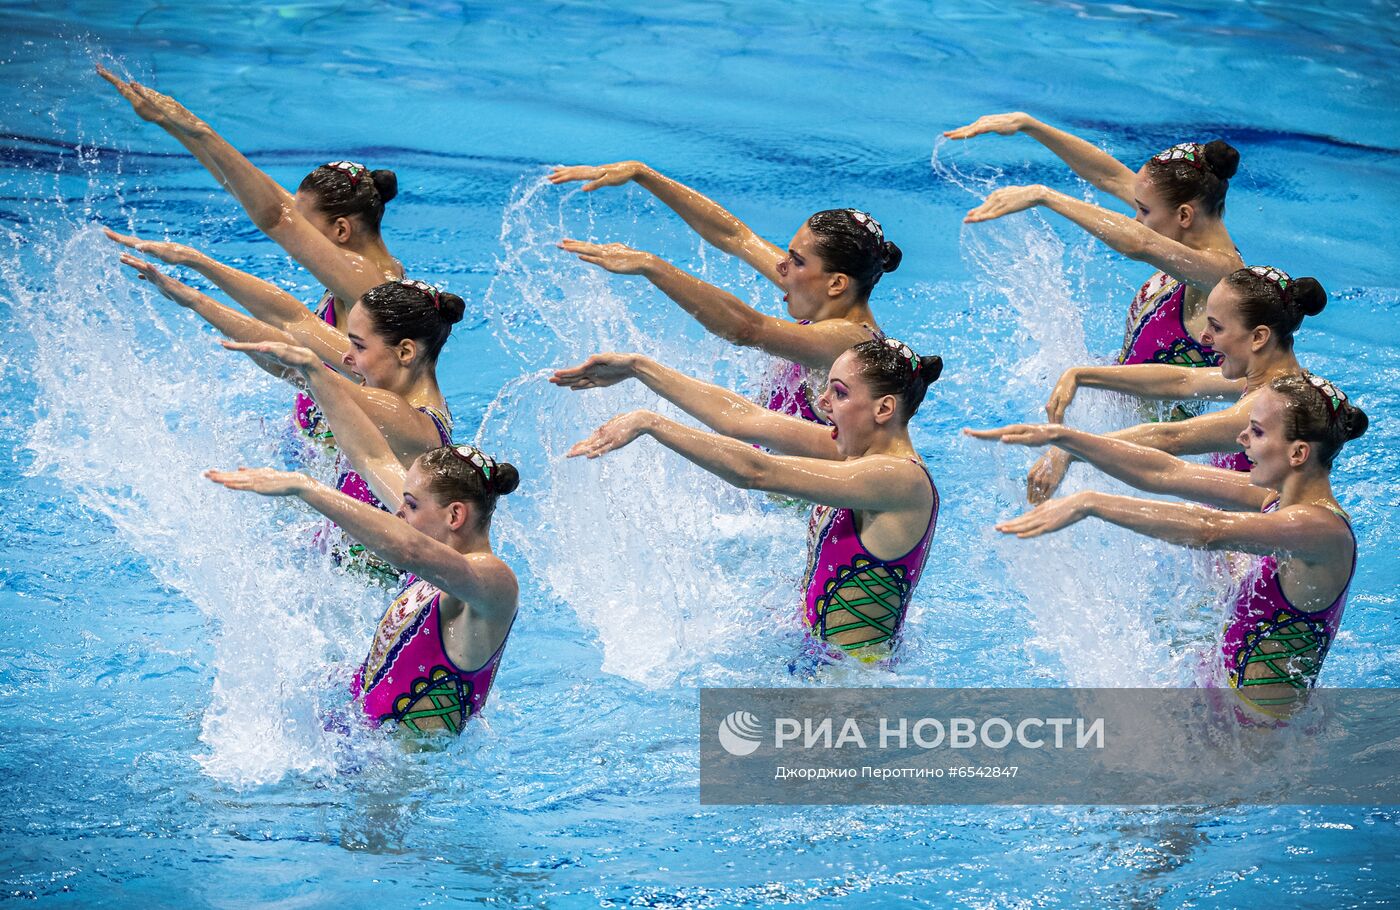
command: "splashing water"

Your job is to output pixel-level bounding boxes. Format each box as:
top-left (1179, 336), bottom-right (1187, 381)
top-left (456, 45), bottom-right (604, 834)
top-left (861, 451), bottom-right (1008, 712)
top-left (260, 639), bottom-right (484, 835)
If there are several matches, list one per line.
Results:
top-left (4, 219), bottom-right (385, 787)
top-left (931, 137), bottom-right (1207, 687)
top-left (480, 174), bottom-right (803, 686)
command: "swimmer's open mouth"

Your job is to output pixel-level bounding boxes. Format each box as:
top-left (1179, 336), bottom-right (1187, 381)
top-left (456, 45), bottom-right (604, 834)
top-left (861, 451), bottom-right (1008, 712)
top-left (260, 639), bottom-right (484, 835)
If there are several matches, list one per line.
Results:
top-left (830, 426), bottom-right (838, 440)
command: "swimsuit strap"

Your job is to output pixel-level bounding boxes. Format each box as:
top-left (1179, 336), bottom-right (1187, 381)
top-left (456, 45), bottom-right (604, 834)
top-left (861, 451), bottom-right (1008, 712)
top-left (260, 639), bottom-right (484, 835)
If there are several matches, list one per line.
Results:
top-left (417, 405), bottom-right (455, 446)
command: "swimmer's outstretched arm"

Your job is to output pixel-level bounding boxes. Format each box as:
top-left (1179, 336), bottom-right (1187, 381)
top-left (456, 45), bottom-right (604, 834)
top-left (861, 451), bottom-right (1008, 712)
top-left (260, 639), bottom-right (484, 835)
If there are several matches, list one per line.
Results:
top-left (549, 161), bottom-right (785, 285)
top-left (569, 410), bottom-right (926, 513)
top-left (97, 66), bottom-right (392, 306)
top-left (118, 253), bottom-right (303, 379)
top-left (967, 423), bottom-right (1267, 511)
top-left (106, 230), bottom-right (351, 370)
top-left (1045, 363), bottom-right (1244, 423)
top-left (996, 491), bottom-right (1347, 561)
top-left (551, 353), bottom-right (838, 458)
top-left (963, 186), bottom-right (1240, 291)
top-left (945, 113), bottom-right (1137, 205)
top-left (1024, 396), bottom-right (1256, 503)
top-left (205, 469), bottom-right (516, 610)
top-left (558, 240), bottom-right (869, 370)
top-left (221, 339), bottom-right (449, 475)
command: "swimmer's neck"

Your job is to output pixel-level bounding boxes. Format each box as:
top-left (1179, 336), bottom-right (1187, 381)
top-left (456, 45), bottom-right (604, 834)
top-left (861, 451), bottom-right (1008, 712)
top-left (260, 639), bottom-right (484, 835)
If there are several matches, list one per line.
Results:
top-left (1274, 471), bottom-right (1340, 513)
top-left (332, 238), bottom-right (403, 312)
top-left (852, 428), bottom-right (918, 461)
top-left (810, 297), bottom-right (876, 327)
top-left (1180, 215), bottom-right (1234, 254)
top-left (1242, 348), bottom-right (1303, 395)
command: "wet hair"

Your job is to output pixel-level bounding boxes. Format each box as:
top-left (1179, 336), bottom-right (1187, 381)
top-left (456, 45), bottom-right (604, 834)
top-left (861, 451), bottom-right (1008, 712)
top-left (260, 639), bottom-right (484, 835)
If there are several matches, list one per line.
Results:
top-left (1269, 373), bottom-right (1368, 469)
top-left (417, 445), bottom-right (520, 528)
top-left (850, 338), bottom-right (943, 420)
top-left (806, 209), bottom-right (902, 298)
top-left (1224, 266), bottom-right (1327, 350)
top-left (298, 161), bottom-right (398, 232)
top-left (358, 280), bottom-right (465, 362)
top-left (1144, 139), bottom-right (1239, 218)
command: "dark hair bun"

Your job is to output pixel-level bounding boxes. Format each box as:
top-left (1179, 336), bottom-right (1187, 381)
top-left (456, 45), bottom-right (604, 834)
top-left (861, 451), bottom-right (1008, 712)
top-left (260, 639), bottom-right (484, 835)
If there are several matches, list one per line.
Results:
top-left (1202, 140), bottom-right (1239, 181)
top-left (882, 241), bottom-right (903, 274)
top-left (918, 354), bottom-right (943, 385)
top-left (1343, 405), bottom-right (1369, 443)
top-left (1293, 277), bottom-right (1327, 318)
top-left (371, 169), bottom-right (398, 205)
top-left (493, 462), bottom-right (520, 496)
top-left (438, 291), bottom-right (466, 326)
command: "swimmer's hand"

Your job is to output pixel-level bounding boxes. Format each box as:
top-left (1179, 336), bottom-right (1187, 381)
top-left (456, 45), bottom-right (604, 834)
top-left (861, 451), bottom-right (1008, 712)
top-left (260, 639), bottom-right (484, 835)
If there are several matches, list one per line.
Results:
top-left (1026, 448), bottom-right (1072, 505)
top-left (550, 353), bottom-right (641, 390)
top-left (963, 423), bottom-right (1064, 447)
top-left (205, 467), bottom-right (312, 497)
top-left (548, 161), bottom-right (645, 192)
top-left (1045, 367), bottom-right (1082, 424)
top-left (559, 239), bottom-right (655, 275)
top-left (118, 254), bottom-right (197, 306)
top-left (943, 112), bottom-right (1030, 140)
top-left (994, 491), bottom-right (1093, 539)
top-left (96, 65), bottom-right (206, 137)
top-left (103, 227), bottom-right (198, 267)
top-left (221, 339), bottom-right (320, 372)
top-left (566, 410), bottom-right (655, 459)
top-left (964, 185), bottom-right (1047, 223)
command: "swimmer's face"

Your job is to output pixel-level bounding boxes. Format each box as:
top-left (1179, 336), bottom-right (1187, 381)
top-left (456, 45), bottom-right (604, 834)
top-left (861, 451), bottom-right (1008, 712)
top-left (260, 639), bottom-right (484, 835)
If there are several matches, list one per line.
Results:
top-left (342, 304), bottom-right (398, 388)
top-left (775, 224), bottom-right (836, 320)
top-left (1132, 166), bottom-right (1186, 240)
top-left (1238, 388), bottom-right (1294, 487)
top-left (1200, 282), bottom-right (1253, 380)
top-left (816, 351), bottom-right (883, 456)
top-left (396, 462), bottom-right (457, 541)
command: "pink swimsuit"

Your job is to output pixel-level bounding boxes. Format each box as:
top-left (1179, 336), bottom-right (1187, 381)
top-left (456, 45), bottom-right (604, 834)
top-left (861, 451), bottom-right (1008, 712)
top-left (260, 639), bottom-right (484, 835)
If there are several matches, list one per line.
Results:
top-left (763, 322), bottom-right (884, 424)
top-left (352, 575), bottom-right (514, 733)
top-left (293, 290), bottom-right (339, 442)
top-left (1117, 272), bottom-right (1221, 368)
top-left (800, 460), bottom-right (939, 664)
top-left (334, 405), bottom-right (454, 510)
top-left (1216, 501), bottom-right (1356, 707)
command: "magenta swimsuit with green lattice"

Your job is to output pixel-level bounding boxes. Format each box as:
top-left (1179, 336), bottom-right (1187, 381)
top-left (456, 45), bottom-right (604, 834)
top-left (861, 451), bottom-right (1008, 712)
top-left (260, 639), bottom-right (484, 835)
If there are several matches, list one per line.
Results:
top-left (352, 576), bottom-right (513, 734)
top-left (1216, 501), bottom-right (1356, 705)
top-left (801, 460), bottom-right (938, 663)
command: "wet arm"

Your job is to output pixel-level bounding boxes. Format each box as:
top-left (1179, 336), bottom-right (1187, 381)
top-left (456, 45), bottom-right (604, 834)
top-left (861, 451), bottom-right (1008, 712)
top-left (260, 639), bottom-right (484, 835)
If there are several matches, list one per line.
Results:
top-left (642, 258), bottom-right (866, 369)
top-left (1083, 493), bottom-right (1339, 558)
top-left (643, 414), bottom-right (921, 511)
top-left (1021, 118), bottom-right (1137, 204)
top-left (1038, 189), bottom-right (1240, 290)
top-left (298, 482), bottom-right (515, 606)
top-left (632, 165), bottom-right (786, 284)
top-left (1049, 426), bottom-right (1268, 510)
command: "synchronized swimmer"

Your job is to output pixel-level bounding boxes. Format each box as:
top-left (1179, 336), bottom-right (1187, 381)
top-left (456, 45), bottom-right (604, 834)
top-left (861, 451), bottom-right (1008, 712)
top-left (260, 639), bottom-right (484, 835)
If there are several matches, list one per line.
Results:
top-left (95, 62), bottom-right (1369, 733)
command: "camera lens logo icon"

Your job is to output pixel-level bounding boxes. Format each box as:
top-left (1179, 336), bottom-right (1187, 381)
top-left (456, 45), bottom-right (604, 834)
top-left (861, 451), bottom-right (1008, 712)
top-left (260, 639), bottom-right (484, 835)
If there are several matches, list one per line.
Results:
top-left (717, 710), bottom-right (763, 756)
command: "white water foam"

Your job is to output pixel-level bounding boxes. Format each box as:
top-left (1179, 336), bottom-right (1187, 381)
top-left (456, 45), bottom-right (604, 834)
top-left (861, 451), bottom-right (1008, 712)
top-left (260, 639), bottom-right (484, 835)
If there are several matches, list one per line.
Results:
top-left (480, 173), bottom-right (801, 687)
top-left (5, 220), bottom-right (383, 787)
top-left (932, 137), bottom-right (1207, 687)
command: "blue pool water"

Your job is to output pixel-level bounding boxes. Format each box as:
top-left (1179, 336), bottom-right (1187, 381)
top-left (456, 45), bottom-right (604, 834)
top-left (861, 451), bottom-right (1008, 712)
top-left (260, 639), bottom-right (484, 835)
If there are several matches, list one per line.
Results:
top-left (2, 1), bottom-right (1398, 906)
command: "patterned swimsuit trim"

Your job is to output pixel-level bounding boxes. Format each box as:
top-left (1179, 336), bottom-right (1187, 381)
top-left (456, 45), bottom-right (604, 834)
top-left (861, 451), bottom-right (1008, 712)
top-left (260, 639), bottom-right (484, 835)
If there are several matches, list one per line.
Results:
top-left (1222, 502), bottom-right (1356, 708)
top-left (356, 577), bottom-right (515, 734)
top-left (804, 460), bottom-right (939, 659)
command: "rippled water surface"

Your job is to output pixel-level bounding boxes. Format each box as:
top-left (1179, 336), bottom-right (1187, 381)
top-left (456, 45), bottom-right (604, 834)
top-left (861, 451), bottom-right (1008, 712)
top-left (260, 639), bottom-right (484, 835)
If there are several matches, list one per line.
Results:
top-left (2, 1), bottom-right (1398, 907)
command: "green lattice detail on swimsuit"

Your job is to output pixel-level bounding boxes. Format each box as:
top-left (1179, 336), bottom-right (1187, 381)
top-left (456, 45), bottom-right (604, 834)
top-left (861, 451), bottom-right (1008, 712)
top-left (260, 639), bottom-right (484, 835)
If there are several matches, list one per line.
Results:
top-left (1236, 618), bottom-right (1327, 706)
top-left (1151, 336), bottom-right (1217, 368)
top-left (394, 667), bottom-right (470, 734)
top-left (822, 558), bottom-right (908, 651)
top-left (344, 541), bottom-right (405, 586)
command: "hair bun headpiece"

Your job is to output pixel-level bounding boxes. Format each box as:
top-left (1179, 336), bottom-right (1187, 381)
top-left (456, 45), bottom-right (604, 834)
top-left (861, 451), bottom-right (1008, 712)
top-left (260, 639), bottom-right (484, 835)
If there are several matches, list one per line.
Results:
top-left (449, 444), bottom-right (498, 492)
top-left (848, 209), bottom-right (885, 242)
top-left (325, 160), bottom-right (368, 187)
top-left (882, 336), bottom-right (919, 377)
top-left (1247, 264), bottom-right (1294, 302)
top-left (1152, 143), bottom-right (1206, 171)
top-left (398, 278), bottom-right (442, 309)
